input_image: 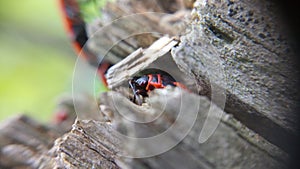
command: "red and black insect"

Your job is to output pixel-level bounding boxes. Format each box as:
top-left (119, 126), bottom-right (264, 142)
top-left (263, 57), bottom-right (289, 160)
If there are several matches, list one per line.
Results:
top-left (129, 69), bottom-right (186, 105)
top-left (56, 0), bottom-right (112, 123)
top-left (58, 0), bottom-right (112, 86)
top-left (58, 0), bottom-right (89, 58)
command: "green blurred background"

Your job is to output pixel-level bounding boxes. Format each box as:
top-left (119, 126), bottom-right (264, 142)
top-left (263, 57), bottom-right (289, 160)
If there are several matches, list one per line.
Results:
top-left (0, 0), bottom-right (77, 122)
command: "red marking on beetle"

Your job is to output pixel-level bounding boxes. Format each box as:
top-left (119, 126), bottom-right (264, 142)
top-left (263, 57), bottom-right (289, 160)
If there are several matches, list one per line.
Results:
top-left (146, 74), bottom-right (164, 90)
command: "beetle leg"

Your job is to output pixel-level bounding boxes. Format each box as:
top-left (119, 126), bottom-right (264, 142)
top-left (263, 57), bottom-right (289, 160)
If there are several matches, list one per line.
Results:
top-left (129, 80), bottom-right (142, 105)
top-left (145, 75), bottom-right (153, 91)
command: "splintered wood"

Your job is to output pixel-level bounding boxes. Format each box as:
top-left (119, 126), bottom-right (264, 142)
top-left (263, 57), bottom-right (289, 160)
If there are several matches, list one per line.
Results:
top-left (39, 89), bottom-right (288, 169)
top-left (105, 36), bottom-right (179, 89)
top-left (86, 1), bottom-right (191, 66)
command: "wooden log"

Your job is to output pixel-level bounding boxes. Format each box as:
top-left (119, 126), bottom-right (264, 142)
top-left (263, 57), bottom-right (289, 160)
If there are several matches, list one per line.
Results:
top-left (0, 95), bottom-right (79, 168)
top-left (1, 0), bottom-right (297, 168)
top-left (38, 119), bottom-right (123, 169)
top-left (39, 88), bottom-right (289, 169)
top-left (85, 0), bottom-right (192, 65)
top-left (0, 115), bottom-right (64, 168)
top-left (171, 0), bottom-right (299, 153)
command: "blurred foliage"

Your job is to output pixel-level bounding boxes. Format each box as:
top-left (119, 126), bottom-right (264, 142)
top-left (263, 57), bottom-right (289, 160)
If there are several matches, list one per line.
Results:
top-left (78, 0), bottom-right (108, 23)
top-left (0, 0), bottom-right (105, 122)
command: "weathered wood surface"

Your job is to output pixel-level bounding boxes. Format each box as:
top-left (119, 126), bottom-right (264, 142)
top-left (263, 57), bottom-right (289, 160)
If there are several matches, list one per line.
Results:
top-left (0, 96), bottom-right (78, 169)
top-left (38, 119), bottom-right (123, 169)
top-left (105, 36), bottom-right (179, 89)
top-left (171, 0), bottom-right (299, 153)
top-left (39, 89), bottom-right (288, 169)
top-left (105, 36), bottom-right (200, 95)
top-left (1, 90), bottom-right (288, 168)
top-left (0, 0), bottom-right (298, 168)
top-left (0, 115), bottom-right (64, 169)
top-left (85, 0), bottom-right (192, 65)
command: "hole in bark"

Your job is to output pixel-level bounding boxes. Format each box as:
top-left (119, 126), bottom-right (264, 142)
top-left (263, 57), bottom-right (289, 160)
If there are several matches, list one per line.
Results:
top-left (207, 24), bottom-right (234, 44)
top-left (228, 8), bottom-right (237, 17)
top-left (258, 33), bottom-right (266, 39)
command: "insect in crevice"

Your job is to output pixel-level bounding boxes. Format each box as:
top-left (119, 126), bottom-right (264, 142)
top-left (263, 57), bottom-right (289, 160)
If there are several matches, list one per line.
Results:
top-left (129, 69), bottom-right (187, 105)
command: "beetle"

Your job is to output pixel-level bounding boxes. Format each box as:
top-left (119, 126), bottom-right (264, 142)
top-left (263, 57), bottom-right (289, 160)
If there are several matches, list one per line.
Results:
top-left (58, 0), bottom-right (112, 86)
top-left (58, 0), bottom-right (89, 58)
top-left (56, 0), bottom-right (112, 123)
top-left (129, 69), bottom-right (187, 105)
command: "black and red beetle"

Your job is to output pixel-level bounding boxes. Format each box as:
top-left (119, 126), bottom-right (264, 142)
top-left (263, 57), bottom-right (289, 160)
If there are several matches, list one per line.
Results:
top-left (129, 69), bottom-right (187, 105)
top-left (58, 0), bottom-right (112, 86)
top-left (56, 0), bottom-right (112, 123)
